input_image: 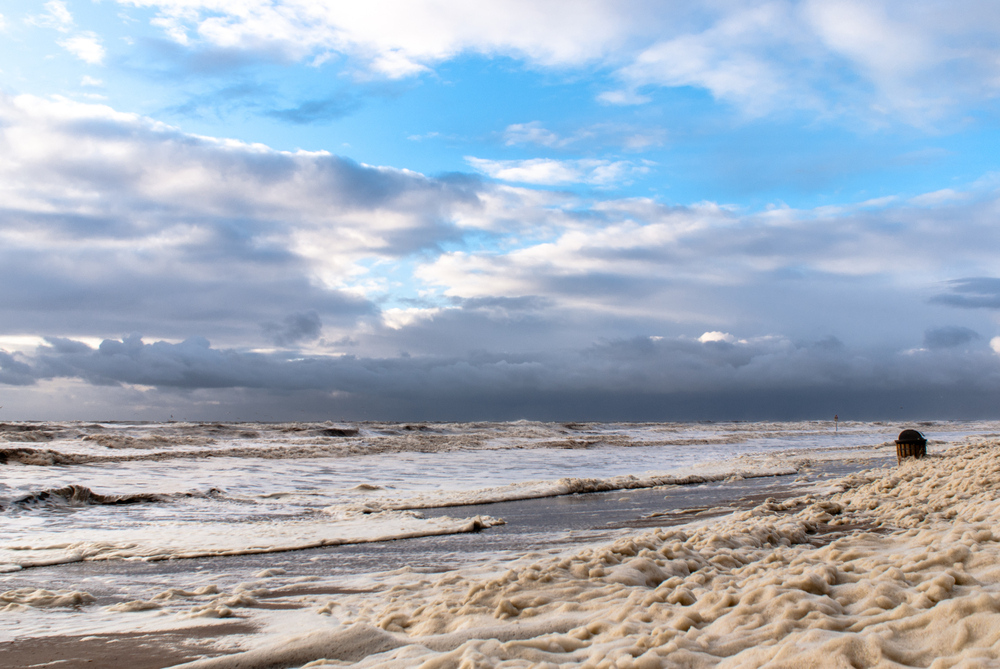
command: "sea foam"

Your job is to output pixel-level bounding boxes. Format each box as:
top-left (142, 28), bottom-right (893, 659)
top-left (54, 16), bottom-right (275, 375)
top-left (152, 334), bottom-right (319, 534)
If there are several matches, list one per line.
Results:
top-left (165, 439), bottom-right (1000, 667)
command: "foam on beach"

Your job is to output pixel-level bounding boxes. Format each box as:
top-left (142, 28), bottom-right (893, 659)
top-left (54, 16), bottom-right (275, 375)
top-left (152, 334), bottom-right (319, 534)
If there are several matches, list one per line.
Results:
top-left (0, 512), bottom-right (503, 571)
top-left (164, 440), bottom-right (1000, 668)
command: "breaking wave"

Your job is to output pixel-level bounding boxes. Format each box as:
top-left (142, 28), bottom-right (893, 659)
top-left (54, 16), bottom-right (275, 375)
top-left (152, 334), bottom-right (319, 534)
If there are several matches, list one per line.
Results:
top-left (10, 484), bottom-right (166, 507)
top-left (0, 447), bottom-right (81, 466)
top-left (81, 434), bottom-right (216, 449)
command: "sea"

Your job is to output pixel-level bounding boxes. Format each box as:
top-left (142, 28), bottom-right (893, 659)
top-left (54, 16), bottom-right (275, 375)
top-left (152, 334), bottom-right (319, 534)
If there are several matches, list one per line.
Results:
top-left (2, 419), bottom-right (997, 573)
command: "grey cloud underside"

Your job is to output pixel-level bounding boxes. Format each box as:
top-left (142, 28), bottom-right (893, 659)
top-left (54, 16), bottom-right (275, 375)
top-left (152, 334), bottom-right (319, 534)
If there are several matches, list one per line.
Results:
top-left (923, 326), bottom-right (980, 349)
top-left (0, 352), bottom-right (32, 386)
top-left (7, 108), bottom-right (480, 232)
top-left (0, 94), bottom-right (485, 344)
top-left (449, 296), bottom-right (554, 312)
top-left (931, 278), bottom-right (1000, 309)
top-left (2, 334), bottom-right (999, 420)
top-left (262, 311), bottom-right (323, 346)
top-left (0, 218), bottom-right (371, 341)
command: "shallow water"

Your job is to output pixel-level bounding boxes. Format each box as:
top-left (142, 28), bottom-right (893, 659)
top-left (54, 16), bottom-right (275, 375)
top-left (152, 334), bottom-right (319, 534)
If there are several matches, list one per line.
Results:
top-left (0, 419), bottom-right (992, 571)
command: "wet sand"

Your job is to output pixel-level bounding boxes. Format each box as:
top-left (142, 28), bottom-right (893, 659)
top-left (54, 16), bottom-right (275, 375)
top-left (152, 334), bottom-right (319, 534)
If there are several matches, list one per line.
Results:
top-left (0, 622), bottom-right (255, 669)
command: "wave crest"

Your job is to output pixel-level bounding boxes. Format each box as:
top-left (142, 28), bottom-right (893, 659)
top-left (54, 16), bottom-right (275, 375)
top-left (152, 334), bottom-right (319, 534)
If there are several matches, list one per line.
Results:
top-left (13, 484), bottom-right (164, 507)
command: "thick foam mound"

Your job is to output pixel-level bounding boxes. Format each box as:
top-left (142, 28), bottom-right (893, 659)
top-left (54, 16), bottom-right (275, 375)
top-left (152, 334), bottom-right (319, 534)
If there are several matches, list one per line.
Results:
top-left (176, 441), bottom-right (1000, 668)
top-left (0, 588), bottom-right (95, 611)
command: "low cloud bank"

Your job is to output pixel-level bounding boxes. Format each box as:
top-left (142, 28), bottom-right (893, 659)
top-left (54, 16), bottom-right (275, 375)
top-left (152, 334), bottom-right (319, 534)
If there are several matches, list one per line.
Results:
top-left (3, 333), bottom-right (1000, 421)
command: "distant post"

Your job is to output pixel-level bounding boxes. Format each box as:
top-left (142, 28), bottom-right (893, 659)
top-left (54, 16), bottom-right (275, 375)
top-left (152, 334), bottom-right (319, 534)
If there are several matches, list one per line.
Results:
top-left (834, 414), bottom-right (838, 433)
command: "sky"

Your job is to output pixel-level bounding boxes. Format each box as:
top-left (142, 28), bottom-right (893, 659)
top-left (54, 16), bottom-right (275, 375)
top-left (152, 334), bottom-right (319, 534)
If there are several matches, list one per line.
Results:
top-left (2, 0), bottom-right (1000, 421)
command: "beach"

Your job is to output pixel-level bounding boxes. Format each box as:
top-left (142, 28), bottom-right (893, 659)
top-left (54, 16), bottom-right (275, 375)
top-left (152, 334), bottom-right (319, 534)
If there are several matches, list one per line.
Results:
top-left (5, 2), bottom-right (1000, 666)
top-left (1, 421), bottom-right (999, 667)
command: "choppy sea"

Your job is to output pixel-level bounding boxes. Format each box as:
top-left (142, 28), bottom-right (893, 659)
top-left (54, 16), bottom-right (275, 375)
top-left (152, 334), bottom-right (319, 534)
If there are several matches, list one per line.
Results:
top-left (1, 419), bottom-right (997, 573)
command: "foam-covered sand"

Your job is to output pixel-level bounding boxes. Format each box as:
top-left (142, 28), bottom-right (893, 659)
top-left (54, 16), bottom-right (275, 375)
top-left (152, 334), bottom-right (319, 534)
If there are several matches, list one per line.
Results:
top-left (151, 439), bottom-right (1000, 668)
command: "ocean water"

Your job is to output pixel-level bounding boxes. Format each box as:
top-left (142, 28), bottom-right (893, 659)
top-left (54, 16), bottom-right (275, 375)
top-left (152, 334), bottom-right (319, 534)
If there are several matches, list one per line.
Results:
top-left (1, 419), bottom-right (996, 572)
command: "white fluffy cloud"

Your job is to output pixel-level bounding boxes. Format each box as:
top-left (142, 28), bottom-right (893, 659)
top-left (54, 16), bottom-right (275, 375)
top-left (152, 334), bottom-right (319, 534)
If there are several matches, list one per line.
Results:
top-left (0, 93), bottom-right (472, 262)
top-left (501, 122), bottom-right (666, 152)
top-left (466, 157), bottom-right (650, 186)
top-left (699, 331), bottom-right (738, 344)
top-left (618, 1), bottom-right (1000, 121)
top-left (28, 0), bottom-right (74, 32)
top-left (58, 32), bottom-right (106, 64)
top-left (415, 188), bottom-right (1000, 348)
top-left (27, 1), bottom-right (106, 65)
top-left (114, 0), bottom-right (1000, 122)
top-left (120, 0), bottom-right (641, 76)
top-left (503, 122), bottom-right (564, 148)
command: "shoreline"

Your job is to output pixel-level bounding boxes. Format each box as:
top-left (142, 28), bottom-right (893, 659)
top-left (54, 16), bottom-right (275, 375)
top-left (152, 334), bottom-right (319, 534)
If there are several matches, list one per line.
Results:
top-left (0, 451), bottom-right (898, 667)
top-left (0, 452), bottom-right (892, 583)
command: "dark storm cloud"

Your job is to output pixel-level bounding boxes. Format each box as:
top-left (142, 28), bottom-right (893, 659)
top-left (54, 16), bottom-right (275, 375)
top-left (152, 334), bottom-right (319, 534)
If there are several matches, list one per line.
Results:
top-left (924, 326), bottom-right (980, 349)
top-left (0, 352), bottom-right (33, 386)
top-left (6, 332), bottom-right (1000, 420)
top-left (262, 311), bottom-right (323, 347)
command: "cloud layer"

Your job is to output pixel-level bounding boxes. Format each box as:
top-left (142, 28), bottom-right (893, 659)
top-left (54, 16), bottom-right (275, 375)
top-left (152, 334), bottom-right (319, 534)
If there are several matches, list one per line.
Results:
top-left (6, 331), bottom-right (1000, 421)
top-left (0, 92), bottom-right (488, 345)
top-left (1, 90), bottom-right (1000, 419)
top-left (117, 0), bottom-right (1000, 123)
